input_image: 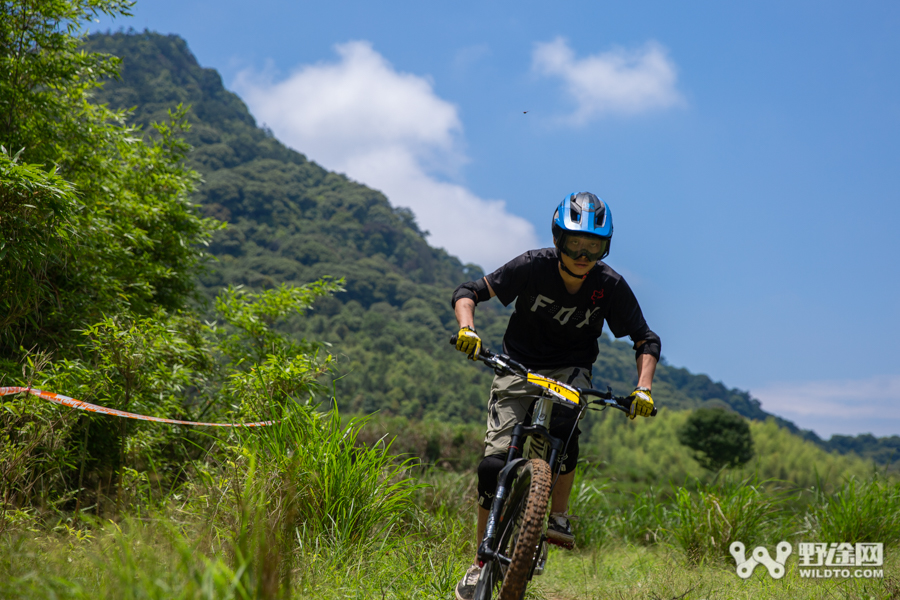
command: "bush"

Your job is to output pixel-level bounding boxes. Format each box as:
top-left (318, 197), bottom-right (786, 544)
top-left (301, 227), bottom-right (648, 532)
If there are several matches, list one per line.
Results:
top-left (678, 408), bottom-right (754, 472)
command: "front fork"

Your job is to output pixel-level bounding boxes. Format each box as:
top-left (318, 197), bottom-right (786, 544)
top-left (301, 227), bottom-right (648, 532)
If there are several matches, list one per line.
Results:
top-left (478, 396), bottom-right (562, 565)
top-left (478, 457), bottom-right (526, 564)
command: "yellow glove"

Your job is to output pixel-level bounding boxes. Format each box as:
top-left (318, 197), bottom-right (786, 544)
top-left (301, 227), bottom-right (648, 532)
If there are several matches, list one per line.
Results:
top-left (628, 387), bottom-right (654, 420)
top-left (455, 326), bottom-right (482, 360)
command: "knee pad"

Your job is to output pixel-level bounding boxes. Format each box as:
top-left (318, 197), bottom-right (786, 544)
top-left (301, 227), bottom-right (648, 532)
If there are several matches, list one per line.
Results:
top-left (476, 454), bottom-right (506, 508)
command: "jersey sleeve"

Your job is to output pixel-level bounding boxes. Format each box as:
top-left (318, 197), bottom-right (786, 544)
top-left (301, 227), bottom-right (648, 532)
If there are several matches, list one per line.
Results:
top-left (485, 251), bottom-right (534, 307)
top-left (605, 276), bottom-right (652, 341)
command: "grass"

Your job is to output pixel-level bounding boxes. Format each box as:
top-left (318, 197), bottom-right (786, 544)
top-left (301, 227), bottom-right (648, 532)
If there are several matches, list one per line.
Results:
top-left (813, 477), bottom-right (900, 544)
top-left (2, 408), bottom-right (900, 599)
top-left (669, 475), bottom-right (796, 564)
top-left (534, 543), bottom-right (900, 600)
top-left (0, 512), bottom-right (471, 600)
top-left (6, 520), bottom-right (899, 600)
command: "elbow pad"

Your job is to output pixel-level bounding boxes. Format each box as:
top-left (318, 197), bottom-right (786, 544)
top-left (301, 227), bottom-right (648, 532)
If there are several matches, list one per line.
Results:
top-left (633, 331), bottom-right (661, 362)
top-left (451, 278), bottom-right (491, 308)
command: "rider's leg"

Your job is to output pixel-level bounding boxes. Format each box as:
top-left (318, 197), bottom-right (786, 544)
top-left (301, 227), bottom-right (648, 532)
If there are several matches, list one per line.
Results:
top-left (550, 469), bottom-right (576, 513)
top-left (545, 366), bottom-right (590, 516)
top-left (544, 368), bottom-right (588, 547)
top-left (475, 453), bottom-right (506, 561)
top-left (546, 466), bottom-right (578, 546)
top-left (474, 504), bottom-right (489, 562)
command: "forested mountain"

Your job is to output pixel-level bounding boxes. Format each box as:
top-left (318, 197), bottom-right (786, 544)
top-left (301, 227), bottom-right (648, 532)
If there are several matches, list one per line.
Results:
top-left (81, 31), bottom-right (895, 463)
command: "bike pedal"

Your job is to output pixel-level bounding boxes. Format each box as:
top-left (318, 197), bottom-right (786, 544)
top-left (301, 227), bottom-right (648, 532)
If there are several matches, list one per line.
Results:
top-left (546, 537), bottom-right (574, 550)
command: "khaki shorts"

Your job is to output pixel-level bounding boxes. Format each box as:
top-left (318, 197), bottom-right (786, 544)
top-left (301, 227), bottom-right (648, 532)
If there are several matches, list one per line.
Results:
top-left (483, 366), bottom-right (591, 469)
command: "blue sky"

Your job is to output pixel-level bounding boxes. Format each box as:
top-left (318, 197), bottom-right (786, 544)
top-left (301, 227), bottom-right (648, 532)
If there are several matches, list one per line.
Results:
top-left (94, 1), bottom-right (900, 438)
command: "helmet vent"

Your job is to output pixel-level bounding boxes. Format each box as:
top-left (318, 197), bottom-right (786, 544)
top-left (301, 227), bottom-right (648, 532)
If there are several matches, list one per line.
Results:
top-left (570, 208), bottom-right (580, 223)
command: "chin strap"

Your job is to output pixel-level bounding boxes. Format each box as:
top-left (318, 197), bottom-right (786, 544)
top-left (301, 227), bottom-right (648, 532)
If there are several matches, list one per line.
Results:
top-left (556, 246), bottom-right (593, 280)
top-left (559, 260), bottom-right (589, 280)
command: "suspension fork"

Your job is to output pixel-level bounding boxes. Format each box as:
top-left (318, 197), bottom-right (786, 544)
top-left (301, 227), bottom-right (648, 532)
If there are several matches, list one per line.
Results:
top-left (478, 456), bottom-right (527, 564)
top-left (479, 396), bottom-right (565, 563)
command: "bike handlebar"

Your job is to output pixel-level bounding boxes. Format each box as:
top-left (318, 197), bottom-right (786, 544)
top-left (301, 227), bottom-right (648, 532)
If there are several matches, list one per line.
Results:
top-left (449, 335), bottom-right (657, 417)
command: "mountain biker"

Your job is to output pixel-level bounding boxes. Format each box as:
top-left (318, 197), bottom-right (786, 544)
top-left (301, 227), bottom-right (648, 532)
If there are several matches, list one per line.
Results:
top-left (451, 192), bottom-right (661, 600)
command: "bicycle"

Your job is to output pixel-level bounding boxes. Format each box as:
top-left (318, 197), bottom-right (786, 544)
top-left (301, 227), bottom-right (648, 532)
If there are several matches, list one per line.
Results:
top-left (451, 336), bottom-right (657, 600)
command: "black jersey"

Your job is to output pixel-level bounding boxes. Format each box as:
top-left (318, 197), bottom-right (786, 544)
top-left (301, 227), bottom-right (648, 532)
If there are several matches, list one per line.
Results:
top-left (485, 248), bottom-right (656, 370)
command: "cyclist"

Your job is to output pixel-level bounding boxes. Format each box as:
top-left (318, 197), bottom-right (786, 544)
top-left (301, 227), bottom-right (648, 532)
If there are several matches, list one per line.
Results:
top-left (452, 192), bottom-right (661, 600)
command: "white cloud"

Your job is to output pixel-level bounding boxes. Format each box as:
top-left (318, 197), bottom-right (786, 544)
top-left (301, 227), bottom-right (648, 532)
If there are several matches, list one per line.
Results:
top-left (233, 41), bottom-right (538, 270)
top-left (753, 375), bottom-right (900, 438)
top-left (532, 37), bottom-right (684, 124)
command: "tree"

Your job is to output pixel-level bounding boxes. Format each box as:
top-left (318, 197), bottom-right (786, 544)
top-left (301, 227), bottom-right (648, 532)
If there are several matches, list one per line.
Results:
top-left (0, 0), bottom-right (221, 511)
top-left (677, 408), bottom-right (755, 472)
top-left (0, 0), bottom-right (218, 363)
top-left (0, 149), bottom-right (77, 334)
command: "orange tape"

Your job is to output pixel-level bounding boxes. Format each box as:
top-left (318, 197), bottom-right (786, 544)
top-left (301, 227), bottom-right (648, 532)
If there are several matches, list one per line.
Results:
top-left (0, 387), bottom-right (274, 427)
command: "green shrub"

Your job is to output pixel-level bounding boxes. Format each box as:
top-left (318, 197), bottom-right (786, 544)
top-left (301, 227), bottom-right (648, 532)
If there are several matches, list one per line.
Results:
top-left (678, 408), bottom-right (754, 472)
top-left (354, 415), bottom-right (485, 471)
top-left (0, 353), bottom-right (79, 529)
top-left (737, 419), bottom-right (874, 489)
top-left (586, 411), bottom-right (876, 491)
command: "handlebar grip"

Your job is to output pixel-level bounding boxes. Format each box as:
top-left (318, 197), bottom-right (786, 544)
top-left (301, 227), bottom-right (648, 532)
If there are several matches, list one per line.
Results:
top-left (450, 334), bottom-right (458, 345)
top-left (617, 396), bottom-right (659, 417)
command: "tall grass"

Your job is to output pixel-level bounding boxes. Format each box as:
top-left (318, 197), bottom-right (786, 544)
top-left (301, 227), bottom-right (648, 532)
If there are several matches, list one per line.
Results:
top-left (608, 488), bottom-right (671, 546)
top-left (568, 480), bottom-right (670, 549)
top-left (812, 476), bottom-right (900, 544)
top-left (0, 404), bottom-right (433, 599)
top-left (5, 465), bottom-right (900, 597)
top-left (0, 518), bottom-right (253, 600)
top-left (241, 406), bottom-right (423, 551)
top-left (668, 475), bottom-right (794, 564)
top-left (568, 472), bottom-right (612, 548)
top-left (176, 402), bottom-right (429, 599)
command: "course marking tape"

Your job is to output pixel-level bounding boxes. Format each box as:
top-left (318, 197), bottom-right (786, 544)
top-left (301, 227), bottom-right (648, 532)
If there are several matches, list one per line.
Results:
top-left (0, 386), bottom-right (274, 427)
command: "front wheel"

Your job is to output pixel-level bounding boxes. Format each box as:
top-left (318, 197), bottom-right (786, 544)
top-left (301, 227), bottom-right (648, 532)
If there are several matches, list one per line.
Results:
top-left (476, 459), bottom-right (551, 600)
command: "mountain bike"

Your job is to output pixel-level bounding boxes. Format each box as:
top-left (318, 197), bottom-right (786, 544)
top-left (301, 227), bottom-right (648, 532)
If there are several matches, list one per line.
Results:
top-left (451, 336), bottom-right (657, 600)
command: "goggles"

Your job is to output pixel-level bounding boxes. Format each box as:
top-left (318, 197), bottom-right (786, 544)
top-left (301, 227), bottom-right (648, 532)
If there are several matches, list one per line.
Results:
top-left (560, 234), bottom-right (609, 262)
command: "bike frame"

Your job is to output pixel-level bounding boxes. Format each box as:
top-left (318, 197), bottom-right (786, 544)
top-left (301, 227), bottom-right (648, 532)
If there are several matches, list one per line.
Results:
top-left (478, 417), bottom-right (560, 566)
top-left (472, 350), bottom-right (648, 567)
top-left (449, 335), bottom-right (657, 597)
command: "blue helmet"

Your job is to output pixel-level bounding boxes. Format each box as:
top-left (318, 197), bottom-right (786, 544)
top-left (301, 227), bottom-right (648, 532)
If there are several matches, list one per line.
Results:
top-left (552, 192), bottom-right (613, 260)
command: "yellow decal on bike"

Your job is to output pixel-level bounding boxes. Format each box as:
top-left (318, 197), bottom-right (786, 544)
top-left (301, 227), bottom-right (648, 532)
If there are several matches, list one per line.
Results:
top-left (525, 374), bottom-right (580, 405)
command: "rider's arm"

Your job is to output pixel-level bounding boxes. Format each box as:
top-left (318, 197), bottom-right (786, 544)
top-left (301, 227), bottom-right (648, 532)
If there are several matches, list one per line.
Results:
top-left (452, 278), bottom-right (496, 359)
top-left (454, 298), bottom-right (477, 329)
top-left (452, 277), bottom-right (496, 329)
top-left (635, 348), bottom-right (657, 390)
top-left (602, 275), bottom-right (661, 393)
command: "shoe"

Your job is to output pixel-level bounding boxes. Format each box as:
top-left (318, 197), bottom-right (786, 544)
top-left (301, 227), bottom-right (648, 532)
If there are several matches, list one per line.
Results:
top-left (455, 564), bottom-right (481, 600)
top-left (546, 513), bottom-right (575, 548)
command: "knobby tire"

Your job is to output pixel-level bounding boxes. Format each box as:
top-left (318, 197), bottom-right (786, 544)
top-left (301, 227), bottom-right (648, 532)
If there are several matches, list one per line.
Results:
top-left (475, 459), bottom-right (552, 600)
